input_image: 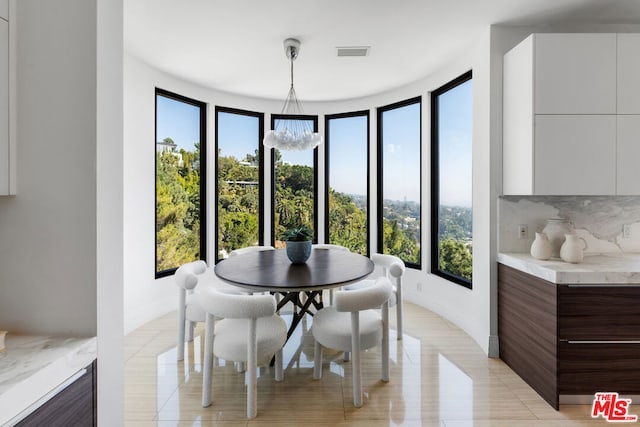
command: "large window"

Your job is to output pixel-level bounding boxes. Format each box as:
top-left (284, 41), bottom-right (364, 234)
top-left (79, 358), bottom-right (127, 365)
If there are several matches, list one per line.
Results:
top-left (377, 97), bottom-right (421, 268)
top-left (325, 111), bottom-right (369, 255)
top-left (155, 88), bottom-right (206, 278)
top-left (271, 115), bottom-right (318, 246)
top-left (215, 107), bottom-right (264, 261)
top-left (431, 71), bottom-right (473, 288)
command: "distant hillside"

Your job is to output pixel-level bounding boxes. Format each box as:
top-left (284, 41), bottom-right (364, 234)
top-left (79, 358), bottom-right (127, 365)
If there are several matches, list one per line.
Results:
top-left (438, 205), bottom-right (472, 241)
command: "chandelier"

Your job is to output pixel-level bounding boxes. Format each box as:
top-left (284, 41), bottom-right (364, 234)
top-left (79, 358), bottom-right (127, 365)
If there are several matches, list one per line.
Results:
top-left (263, 38), bottom-right (323, 151)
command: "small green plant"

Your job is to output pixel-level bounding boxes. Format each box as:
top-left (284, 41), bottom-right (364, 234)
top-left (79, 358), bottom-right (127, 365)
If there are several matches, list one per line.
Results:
top-left (282, 225), bottom-right (313, 242)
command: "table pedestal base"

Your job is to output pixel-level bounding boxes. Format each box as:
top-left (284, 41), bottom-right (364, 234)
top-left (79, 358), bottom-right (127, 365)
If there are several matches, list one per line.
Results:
top-left (275, 290), bottom-right (323, 341)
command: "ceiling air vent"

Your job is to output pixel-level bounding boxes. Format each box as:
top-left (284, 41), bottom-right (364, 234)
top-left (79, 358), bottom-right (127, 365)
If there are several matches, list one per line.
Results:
top-left (336, 46), bottom-right (370, 57)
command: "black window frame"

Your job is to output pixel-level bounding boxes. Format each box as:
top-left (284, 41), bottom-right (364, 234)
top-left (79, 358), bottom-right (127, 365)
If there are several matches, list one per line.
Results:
top-left (377, 96), bottom-right (422, 269)
top-left (154, 87), bottom-right (207, 278)
top-left (270, 114), bottom-right (319, 245)
top-left (324, 110), bottom-right (370, 256)
top-left (430, 70), bottom-right (473, 289)
top-left (214, 106), bottom-right (265, 264)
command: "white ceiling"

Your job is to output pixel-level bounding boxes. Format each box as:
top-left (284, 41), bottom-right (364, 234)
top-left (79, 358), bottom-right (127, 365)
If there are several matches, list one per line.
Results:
top-left (124, 0), bottom-right (640, 102)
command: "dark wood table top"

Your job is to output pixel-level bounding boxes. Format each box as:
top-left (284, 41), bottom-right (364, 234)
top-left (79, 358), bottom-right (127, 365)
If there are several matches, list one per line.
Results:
top-left (214, 248), bottom-right (374, 292)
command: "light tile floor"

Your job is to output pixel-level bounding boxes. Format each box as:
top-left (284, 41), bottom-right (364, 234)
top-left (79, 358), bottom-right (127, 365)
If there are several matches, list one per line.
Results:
top-left (125, 302), bottom-right (610, 426)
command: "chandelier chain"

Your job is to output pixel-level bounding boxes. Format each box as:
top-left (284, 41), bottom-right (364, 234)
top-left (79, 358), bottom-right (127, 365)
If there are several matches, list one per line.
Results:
top-left (290, 54), bottom-right (294, 89)
top-left (263, 38), bottom-right (323, 151)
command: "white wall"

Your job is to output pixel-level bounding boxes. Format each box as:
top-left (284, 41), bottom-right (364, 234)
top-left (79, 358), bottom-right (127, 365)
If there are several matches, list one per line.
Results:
top-left (97, 0), bottom-right (123, 424)
top-left (403, 30), bottom-right (494, 355)
top-left (0, 2), bottom-right (124, 422)
top-left (123, 31), bottom-right (497, 356)
top-left (123, 55), bottom-right (282, 333)
top-left (0, 0), bottom-right (97, 336)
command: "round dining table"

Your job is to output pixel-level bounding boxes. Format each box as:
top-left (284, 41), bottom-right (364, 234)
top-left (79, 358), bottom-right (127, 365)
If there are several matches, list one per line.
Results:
top-left (214, 248), bottom-right (374, 340)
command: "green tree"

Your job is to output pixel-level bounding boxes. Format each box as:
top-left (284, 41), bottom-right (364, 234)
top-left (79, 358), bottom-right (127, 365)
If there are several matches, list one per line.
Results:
top-left (327, 189), bottom-right (367, 254)
top-left (156, 144), bottom-right (201, 272)
top-left (439, 239), bottom-right (472, 281)
top-left (381, 218), bottom-right (420, 264)
top-left (217, 152), bottom-right (261, 257)
top-left (274, 162), bottom-right (314, 243)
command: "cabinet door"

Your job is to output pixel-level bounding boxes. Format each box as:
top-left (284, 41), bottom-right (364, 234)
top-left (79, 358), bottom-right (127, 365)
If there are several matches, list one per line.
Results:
top-left (498, 264), bottom-right (558, 409)
top-left (534, 33), bottom-right (616, 114)
top-left (17, 361), bottom-right (96, 426)
top-left (559, 342), bottom-right (640, 395)
top-left (0, 18), bottom-right (7, 195)
top-left (617, 115), bottom-right (640, 195)
top-left (534, 115), bottom-right (616, 195)
top-left (503, 35), bottom-right (534, 195)
top-left (558, 284), bottom-right (640, 340)
top-left (618, 34), bottom-right (640, 114)
top-left (0, 0), bottom-right (7, 21)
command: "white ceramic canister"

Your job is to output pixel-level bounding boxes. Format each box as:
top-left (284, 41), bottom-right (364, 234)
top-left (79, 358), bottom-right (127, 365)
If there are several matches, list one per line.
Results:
top-left (560, 233), bottom-right (587, 263)
top-left (542, 218), bottom-right (573, 258)
top-left (530, 232), bottom-right (552, 260)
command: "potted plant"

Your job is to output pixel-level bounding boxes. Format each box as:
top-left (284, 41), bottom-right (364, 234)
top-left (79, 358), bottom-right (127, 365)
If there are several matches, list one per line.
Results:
top-left (282, 225), bottom-right (313, 264)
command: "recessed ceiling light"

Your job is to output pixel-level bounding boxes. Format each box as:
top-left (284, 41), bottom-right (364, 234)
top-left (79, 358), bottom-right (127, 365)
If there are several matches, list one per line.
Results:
top-left (336, 46), bottom-right (370, 57)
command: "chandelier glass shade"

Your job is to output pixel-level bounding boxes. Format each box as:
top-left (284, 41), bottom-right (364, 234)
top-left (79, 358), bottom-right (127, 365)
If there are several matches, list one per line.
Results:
top-left (263, 38), bottom-right (323, 151)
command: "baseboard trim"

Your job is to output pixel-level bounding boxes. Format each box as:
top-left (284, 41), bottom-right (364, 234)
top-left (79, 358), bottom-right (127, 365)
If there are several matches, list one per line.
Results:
top-left (488, 334), bottom-right (499, 358)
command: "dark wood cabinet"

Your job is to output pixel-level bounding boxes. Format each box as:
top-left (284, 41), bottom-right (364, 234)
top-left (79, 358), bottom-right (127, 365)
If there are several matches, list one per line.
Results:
top-left (558, 285), bottom-right (640, 340)
top-left (498, 264), bottom-right (640, 409)
top-left (559, 342), bottom-right (640, 395)
top-left (17, 360), bottom-right (96, 427)
top-left (498, 264), bottom-right (559, 407)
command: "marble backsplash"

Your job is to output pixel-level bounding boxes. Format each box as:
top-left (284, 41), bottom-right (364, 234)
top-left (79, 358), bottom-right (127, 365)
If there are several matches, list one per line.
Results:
top-left (498, 196), bottom-right (640, 254)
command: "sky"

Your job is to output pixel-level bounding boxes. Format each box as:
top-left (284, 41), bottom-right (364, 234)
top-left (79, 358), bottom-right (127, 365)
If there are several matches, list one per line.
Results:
top-left (327, 115), bottom-right (368, 196)
top-left (381, 102), bottom-right (421, 203)
top-left (437, 79), bottom-right (473, 208)
top-left (218, 113), bottom-right (314, 167)
top-left (217, 111), bottom-right (260, 160)
top-left (157, 79), bottom-right (473, 208)
top-left (156, 95), bottom-right (201, 151)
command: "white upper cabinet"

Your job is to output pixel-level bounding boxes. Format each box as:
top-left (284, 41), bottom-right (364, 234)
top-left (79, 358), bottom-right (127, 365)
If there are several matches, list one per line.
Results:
top-left (0, 0), bottom-right (11, 196)
top-left (0, 17), bottom-right (7, 195)
top-left (534, 115), bottom-right (616, 195)
top-left (617, 34), bottom-right (640, 114)
top-left (617, 116), bottom-right (640, 195)
top-left (0, 0), bottom-right (7, 21)
top-left (503, 35), bottom-right (534, 195)
top-left (503, 33), bottom-right (638, 196)
top-left (534, 33), bottom-right (617, 114)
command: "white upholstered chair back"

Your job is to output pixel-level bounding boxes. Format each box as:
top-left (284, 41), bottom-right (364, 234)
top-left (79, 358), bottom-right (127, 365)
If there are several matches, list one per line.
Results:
top-left (175, 260), bottom-right (207, 361)
top-left (312, 276), bottom-right (393, 407)
top-left (312, 243), bottom-right (350, 252)
top-left (368, 253), bottom-right (406, 339)
top-left (197, 287), bottom-right (287, 419)
top-left (345, 253), bottom-right (405, 340)
top-left (228, 245), bottom-right (275, 257)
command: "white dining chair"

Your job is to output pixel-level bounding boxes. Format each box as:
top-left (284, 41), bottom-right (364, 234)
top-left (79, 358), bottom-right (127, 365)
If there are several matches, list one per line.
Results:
top-left (229, 245), bottom-right (275, 297)
top-left (175, 260), bottom-right (208, 362)
top-left (226, 245), bottom-right (277, 372)
top-left (345, 253), bottom-right (405, 339)
top-left (197, 287), bottom-right (287, 419)
top-left (311, 276), bottom-right (393, 407)
top-left (228, 245), bottom-right (275, 257)
top-left (312, 243), bottom-right (350, 252)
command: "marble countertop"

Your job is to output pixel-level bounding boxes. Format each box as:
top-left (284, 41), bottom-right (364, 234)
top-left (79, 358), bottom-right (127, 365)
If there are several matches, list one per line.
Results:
top-left (497, 252), bottom-right (640, 284)
top-left (0, 334), bottom-right (97, 426)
